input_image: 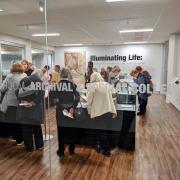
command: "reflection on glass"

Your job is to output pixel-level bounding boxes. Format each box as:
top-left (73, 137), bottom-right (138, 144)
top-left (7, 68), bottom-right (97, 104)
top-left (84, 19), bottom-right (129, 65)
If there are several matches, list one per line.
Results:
top-left (32, 49), bottom-right (54, 71)
top-left (32, 49), bottom-right (45, 69)
top-left (1, 44), bottom-right (24, 79)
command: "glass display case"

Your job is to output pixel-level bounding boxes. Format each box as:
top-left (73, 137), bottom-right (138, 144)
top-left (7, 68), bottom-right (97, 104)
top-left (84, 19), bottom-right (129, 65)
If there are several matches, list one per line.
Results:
top-left (115, 79), bottom-right (137, 111)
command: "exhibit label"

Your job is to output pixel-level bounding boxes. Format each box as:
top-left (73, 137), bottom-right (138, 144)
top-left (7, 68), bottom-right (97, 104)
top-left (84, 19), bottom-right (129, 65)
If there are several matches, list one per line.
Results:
top-left (90, 54), bottom-right (143, 62)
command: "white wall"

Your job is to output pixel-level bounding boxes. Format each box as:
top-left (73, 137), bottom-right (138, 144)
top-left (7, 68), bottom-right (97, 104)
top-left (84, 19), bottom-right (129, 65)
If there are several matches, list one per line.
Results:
top-left (166, 34), bottom-right (180, 111)
top-left (175, 35), bottom-right (180, 77)
top-left (161, 42), bottom-right (169, 94)
top-left (55, 44), bottom-right (164, 92)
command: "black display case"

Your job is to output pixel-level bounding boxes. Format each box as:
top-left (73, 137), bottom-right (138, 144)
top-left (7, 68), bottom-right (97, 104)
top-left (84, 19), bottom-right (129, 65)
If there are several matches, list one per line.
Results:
top-left (59, 90), bottom-right (136, 151)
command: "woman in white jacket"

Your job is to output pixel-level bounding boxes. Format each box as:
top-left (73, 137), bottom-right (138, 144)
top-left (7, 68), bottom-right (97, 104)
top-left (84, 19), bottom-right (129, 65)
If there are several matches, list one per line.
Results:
top-left (87, 72), bottom-right (117, 156)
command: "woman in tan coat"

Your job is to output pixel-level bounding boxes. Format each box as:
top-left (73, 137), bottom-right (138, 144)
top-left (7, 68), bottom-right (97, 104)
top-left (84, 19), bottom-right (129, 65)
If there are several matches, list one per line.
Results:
top-left (87, 72), bottom-right (117, 156)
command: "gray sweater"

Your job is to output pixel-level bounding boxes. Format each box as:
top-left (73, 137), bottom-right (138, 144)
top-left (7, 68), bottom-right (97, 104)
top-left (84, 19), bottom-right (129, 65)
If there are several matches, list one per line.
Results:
top-left (0, 73), bottom-right (27, 107)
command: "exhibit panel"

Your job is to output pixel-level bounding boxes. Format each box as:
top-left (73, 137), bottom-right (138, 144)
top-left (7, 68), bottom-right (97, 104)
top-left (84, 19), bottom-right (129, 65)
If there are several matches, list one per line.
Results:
top-left (55, 44), bottom-right (164, 92)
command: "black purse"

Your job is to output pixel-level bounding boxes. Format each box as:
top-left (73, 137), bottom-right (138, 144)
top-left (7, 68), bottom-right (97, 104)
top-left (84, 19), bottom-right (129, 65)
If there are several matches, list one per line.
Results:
top-left (17, 77), bottom-right (37, 101)
top-left (0, 91), bottom-right (7, 104)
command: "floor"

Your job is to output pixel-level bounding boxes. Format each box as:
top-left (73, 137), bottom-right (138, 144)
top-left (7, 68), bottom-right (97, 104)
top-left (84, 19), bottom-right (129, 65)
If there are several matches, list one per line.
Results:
top-left (0, 95), bottom-right (180, 180)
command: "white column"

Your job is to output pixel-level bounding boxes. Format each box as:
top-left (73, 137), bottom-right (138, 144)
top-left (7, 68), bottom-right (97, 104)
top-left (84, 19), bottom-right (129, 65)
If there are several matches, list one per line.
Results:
top-left (25, 40), bottom-right (32, 62)
top-left (166, 33), bottom-right (180, 109)
top-left (166, 35), bottom-right (176, 103)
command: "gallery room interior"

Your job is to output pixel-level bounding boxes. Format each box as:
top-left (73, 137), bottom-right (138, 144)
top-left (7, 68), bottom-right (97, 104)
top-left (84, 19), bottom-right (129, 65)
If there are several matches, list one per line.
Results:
top-left (0, 0), bottom-right (180, 179)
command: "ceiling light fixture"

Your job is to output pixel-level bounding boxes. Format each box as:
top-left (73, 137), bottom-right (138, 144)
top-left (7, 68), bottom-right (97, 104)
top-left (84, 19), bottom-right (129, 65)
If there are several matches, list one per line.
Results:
top-left (120, 29), bottom-right (154, 33)
top-left (32, 33), bottom-right (60, 37)
top-left (124, 41), bottom-right (147, 44)
top-left (106, 0), bottom-right (126, 2)
top-left (63, 44), bottom-right (84, 46)
top-left (0, 9), bottom-right (4, 12)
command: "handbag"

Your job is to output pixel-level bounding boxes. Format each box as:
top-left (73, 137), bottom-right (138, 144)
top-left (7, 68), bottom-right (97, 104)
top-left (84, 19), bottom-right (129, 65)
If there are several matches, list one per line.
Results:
top-left (0, 91), bottom-right (8, 113)
top-left (74, 102), bottom-right (88, 121)
top-left (0, 91), bottom-right (6, 103)
top-left (17, 77), bottom-right (37, 101)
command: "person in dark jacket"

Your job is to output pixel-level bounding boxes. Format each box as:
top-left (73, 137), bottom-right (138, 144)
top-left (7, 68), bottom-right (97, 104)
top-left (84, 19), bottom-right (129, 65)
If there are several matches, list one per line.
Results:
top-left (55, 68), bottom-right (80, 157)
top-left (134, 66), bottom-right (152, 116)
top-left (16, 70), bottom-right (45, 152)
top-left (85, 61), bottom-right (93, 88)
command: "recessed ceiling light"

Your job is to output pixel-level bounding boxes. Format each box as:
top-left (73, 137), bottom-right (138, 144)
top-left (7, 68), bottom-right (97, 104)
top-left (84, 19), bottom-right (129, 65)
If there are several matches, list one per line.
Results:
top-left (106, 0), bottom-right (126, 2)
top-left (63, 44), bottom-right (83, 46)
top-left (32, 33), bottom-right (60, 37)
top-left (119, 29), bottom-right (154, 33)
top-left (124, 41), bottom-right (147, 44)
top-left (0, 9), bottom-right (4, 12)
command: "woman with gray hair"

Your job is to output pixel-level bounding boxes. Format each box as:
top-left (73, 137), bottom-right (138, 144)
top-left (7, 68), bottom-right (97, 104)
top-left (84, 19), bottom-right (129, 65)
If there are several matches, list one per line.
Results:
top-left (55, 68), bottom-right (80, 157)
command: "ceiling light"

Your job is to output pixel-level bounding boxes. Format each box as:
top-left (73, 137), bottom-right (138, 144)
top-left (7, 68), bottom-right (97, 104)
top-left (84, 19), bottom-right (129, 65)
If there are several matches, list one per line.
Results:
top-left (39, 6), bottom-right (44, 12)
top-left (0, 9), bottom-right (4, 12)
top-left (124, 41), bottom-right (147, 44)
top-left (63, 44), bottom-right (83, 46)
top-left (39, 1), bottom-right (44, 12)
top-left (119, 29), bottom-right (154, 33)
top-left (32, 33), bottom-right (60, 37)
top-left (106, 0), bottom-right (126, 2)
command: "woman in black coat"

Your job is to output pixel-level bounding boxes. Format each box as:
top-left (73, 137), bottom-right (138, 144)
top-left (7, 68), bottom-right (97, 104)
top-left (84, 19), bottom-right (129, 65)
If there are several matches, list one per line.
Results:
top-left (17, 71), bottom-right (45, 152)
top-left (55, 68), bottom-right (80, 157)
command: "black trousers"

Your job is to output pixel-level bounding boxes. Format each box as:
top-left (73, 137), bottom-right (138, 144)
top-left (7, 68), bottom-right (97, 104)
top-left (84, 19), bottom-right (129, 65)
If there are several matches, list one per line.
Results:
top-left (138, 97), bottom-right (148, 114)
top-left (57, 127), bottom-right (75, 154)
top-left (118, 113), bottom-right (133, 149)
top-left (6, 106), bottom-right (23, 143)
top-left (56, 109), bottom-right (75, 154)
top-left (22, 124), bottom-right (43, 151)
top-left (95, 113), bottom-right (112, 152)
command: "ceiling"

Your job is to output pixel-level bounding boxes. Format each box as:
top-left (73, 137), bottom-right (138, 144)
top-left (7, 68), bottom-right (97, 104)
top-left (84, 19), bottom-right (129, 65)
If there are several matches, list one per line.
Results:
top-left (0, 0), bottom-right (180, 46)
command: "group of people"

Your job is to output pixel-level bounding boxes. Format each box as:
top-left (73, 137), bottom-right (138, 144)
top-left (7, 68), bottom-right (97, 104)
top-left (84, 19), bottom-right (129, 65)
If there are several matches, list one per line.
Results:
top-left (0, 60), bottom-right (61, 152)
top-left (85, 62), bottom-right (152, 116)
top-left (0, 59), bottom-right (152, 157)
top-left (85, 62), bottom-right (123, 86)
top-left (56, 62), bottom-right (152, 157)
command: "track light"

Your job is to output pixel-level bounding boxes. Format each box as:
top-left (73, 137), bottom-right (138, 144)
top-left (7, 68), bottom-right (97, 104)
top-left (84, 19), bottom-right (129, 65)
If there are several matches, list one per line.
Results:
top-left (39, 1), bottom-right (44, 12)
top-left (63, 44), bottom-right (84, 46)
top-left (32, 33), bottom-right (60, 37)
top-left (119, 29), bottom-right (154, 33)
top-left (124, 41), bottom-right (147, 44)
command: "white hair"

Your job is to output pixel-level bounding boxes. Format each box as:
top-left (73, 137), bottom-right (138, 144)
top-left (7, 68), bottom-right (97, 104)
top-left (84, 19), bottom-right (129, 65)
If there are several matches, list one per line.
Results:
top-left (32, 69), bottom-right (44, 79)
top-left (90, 72), bottom-right (104, 83)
